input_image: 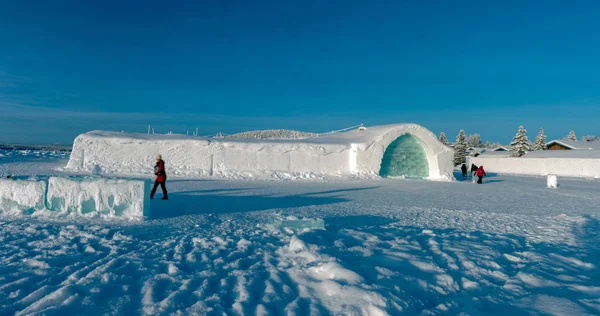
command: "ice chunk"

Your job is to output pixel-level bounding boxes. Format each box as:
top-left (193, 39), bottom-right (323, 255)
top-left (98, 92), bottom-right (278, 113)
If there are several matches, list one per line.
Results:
top-left (0, 178), bottom-right (47, 215)
top-left (46, 177), bottom-right (150, 218)
top-left (277, 218), bottom-right (325, 232)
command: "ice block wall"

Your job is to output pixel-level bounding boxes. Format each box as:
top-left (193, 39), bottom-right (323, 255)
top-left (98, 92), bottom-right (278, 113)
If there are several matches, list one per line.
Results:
top-left (471, 157), bottom-right (600, 179)
top-left (0, 177), bottom-right (150, 219)
top-left (47, 177), bottom-right (150, 218)
top-left (0, 179), bottom-right (47, 215)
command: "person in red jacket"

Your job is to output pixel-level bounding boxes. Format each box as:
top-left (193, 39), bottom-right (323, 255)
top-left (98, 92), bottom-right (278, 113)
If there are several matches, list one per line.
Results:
top-left (151, 155), bottom-right (168, 200)
top-left (475, 166), bottom-right (487, 184)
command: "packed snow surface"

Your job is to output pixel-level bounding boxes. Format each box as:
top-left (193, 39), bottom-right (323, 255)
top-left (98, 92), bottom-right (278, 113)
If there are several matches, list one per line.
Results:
top-left (65, 124), bottom-right (454, 181)
top-left (1, 155), bottom-right (600, 314)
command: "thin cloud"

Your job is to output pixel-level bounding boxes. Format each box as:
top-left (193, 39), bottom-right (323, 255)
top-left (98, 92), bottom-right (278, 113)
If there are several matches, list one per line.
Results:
top-left (0, 70), bottom-right (32, 88)
top-left (1, 102), bottom-right (353, 133)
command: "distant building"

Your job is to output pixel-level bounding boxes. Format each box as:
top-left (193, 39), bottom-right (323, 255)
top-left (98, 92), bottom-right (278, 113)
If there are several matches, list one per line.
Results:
top-left (479, 150), bottom-right (511, 158)
top-left (466, 147), bottom-right (486, 157)
top-left (546, 140), bottom-right (600, 151)
top-left (492, 146), bottom-right (509, 152)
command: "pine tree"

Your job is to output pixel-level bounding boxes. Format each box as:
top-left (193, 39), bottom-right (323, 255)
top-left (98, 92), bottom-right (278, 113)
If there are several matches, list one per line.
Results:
top-left (485, 140), bottom-right (492, 148)
top-left (439, 132), bottom-right (449, 146)
top-left (532, 128), bottom-right (547, 151)
top-left (467, 134), bottom-right (483, 148)
top-left (510, 126), bottom-right (531, 157)
top-left (453, 130), bottom-right (467, 166)
top-left (567, 130), bottom-right (577, 141)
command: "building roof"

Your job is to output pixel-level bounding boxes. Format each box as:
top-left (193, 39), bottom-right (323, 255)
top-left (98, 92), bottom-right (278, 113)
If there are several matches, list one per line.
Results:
top-left (479, 150), bottom-right (512, 157)
top-left (546, 140), bottom-right (600, 150)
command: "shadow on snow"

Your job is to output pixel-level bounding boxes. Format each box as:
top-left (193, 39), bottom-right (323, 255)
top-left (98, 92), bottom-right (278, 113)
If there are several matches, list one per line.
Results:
top-left (147, 186), bottom-right (380, 219)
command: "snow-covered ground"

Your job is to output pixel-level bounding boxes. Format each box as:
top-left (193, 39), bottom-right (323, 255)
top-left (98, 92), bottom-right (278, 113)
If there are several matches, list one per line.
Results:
top-left (1, 154), bottom-right (600, 315)
top-left (0, 149), bottom-right (70, 162)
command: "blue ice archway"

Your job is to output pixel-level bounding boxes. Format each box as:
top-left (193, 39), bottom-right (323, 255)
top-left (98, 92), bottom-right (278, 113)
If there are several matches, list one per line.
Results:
top-left (379, 134), bottom-right (429, 179)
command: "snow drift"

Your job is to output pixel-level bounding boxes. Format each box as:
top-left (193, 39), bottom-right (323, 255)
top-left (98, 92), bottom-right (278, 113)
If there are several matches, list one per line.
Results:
top-left (66, 124), bottom-right (454, 181)
top-left (0, 177), bottom-right (150, 219)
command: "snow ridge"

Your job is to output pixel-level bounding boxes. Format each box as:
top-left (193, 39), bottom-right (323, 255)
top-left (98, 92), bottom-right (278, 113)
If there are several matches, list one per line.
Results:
top-left (223, 129), bottom-right (318, 140)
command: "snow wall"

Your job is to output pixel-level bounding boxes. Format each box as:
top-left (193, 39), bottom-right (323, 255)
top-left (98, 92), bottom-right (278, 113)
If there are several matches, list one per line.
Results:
top-left (66, 124), bottom-right (455, 181)
top-left (0, 177), bottom-right (150, 219)
top-left (471, 156), bottom-right (600, 179)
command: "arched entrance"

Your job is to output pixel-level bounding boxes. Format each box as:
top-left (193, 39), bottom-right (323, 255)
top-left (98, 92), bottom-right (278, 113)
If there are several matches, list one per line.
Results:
top-left (379, 134), bottom-right (429, 179)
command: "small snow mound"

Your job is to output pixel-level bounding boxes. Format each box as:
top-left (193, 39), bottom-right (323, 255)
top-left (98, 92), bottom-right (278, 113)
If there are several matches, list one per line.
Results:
top-left (24, 258), bottom-right (50, 269)
top-left (289, 235), bottom-right (307, 252)
top-left (168, 263), bottom-right (179, 275)
top-left (308, 262), bottom-right (363, 284)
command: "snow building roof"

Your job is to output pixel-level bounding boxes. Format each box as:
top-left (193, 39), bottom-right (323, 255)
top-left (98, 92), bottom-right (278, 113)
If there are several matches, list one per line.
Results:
top-left (479, 151), bottom-right (512, 157)
top-left (546, 139), bottom-right (600, 150)
top-left (81, 124), bottom-right (440, 147)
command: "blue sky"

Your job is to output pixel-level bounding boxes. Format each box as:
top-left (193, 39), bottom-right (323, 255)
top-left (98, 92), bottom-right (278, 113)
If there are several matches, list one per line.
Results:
top-left (1, 0), bottom-right (599, 144)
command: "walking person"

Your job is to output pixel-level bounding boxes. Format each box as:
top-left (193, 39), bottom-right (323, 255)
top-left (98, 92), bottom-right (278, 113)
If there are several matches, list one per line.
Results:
top-left (460, 164), bottom-right (467, 178)
top-left (475, 165), bottom-right (486, 184)
top-left (151, 155), bottom-right (168, 200)
top-left (470, 164), bottom-right (478, 176)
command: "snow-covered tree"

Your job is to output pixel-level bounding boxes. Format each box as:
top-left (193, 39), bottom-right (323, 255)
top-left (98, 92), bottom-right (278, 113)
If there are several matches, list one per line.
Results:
top-left (453, 130), bottom-right (467, 166)
top-left (532, 128), bottom-right (547, 151)
top-left (567, 130), bottom-right (577, 141)
top-left (488, 141), bottom-right (501, 149)
top-left (484, 140), bottom-right (492, 148)
top-left (510, 126), bottom-right (531, 157)
top-left (582, 135), bottom-right (599, 142)
top-left (467, 134), bottom-right (483, 148)
top-left (439, 132), bottom-right (449, 146)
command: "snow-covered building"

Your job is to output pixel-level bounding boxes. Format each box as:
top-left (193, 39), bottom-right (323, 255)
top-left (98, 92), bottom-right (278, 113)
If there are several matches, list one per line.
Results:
top-left (546, 139), bottom-right (600, 151)
top-left (466, 147), bottom-right (486, 157)
top-left (478, 150), bottom-right (511, 158)
top-left (65, 124), bottom-right (455, 181)
top-left (491, 146), bottom-right (509, 152)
